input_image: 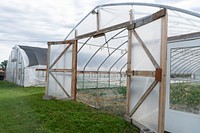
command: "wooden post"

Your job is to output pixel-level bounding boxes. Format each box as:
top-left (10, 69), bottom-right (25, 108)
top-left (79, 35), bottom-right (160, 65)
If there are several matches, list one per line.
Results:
top-left (158, 11), bottom-right (168, 133)
top-left (126, 9), bottom-right (133, 115)
top-left (45, 43), bottom-right (51, 95)
top-left (96, 9), bottom-right (100, 32)
top-left (71, 40), bottom-right (78, 100)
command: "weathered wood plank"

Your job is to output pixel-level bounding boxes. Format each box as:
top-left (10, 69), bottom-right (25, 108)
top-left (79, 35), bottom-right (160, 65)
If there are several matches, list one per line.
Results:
top-left (36, 69), bottom-right (46, 71)
top-left (49, 43), bottom-right (72, 69)
top-left (48, 40), bottom-right (75, 45)
top-left (158, 13), bottom-right (168, 133)
top-left (126, 70), bottom-right (156, 77)
top-left (71, 41), bottom-right (78, 100)
top-left (49, 72), bottom-right (70, 98)
top-left (168, 31), bottom-right (200, 42)
top-left (129, 8), bottom-right (166, 29)
top-left (126, 27), bottom-right (133, 115)
top-left (75, 9), bottom-right (166, 40)
top-left (132, 30), bottom-right (160, 68)
top-left (77, 71), bottom-right (126, 74)
top-left (49, 69), bottom-right (72, 72)
top-left (45, 44), bottom-right (51, 95)
top-left (129, 80), bottom-right (158, 117)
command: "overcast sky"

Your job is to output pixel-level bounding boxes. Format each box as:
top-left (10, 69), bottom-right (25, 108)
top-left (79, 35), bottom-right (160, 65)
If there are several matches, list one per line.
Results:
top-left (0, 0), bottom-right (199, 63)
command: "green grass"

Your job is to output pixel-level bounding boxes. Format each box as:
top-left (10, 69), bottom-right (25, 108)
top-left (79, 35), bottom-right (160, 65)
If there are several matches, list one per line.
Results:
top-left (0, 81), bottom-right (138, 133)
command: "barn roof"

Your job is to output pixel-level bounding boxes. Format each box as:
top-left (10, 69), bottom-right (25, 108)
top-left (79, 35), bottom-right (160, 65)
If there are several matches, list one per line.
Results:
top-left (19, 45), bottom-right (47, 66)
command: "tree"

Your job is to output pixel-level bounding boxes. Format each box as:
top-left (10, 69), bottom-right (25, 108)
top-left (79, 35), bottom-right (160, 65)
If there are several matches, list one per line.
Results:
top-left (0, 60), bottom-right (8, 70)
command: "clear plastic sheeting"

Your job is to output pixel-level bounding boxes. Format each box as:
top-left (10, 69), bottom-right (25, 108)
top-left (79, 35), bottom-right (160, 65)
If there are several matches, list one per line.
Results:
top-left (46, 2), bottom-right (200, 133)
top-left (46, 43), bottom-right (73, 99)
top-left (6, 45), bottom-right (46, 87)
top-left (130, 18), bottom-right (162, 132)
top-left (65, 3), bottom-right (200, 40)
top-left (165, 38), bottom-right (200, 133)
top-left (131, 77), bottom-right (159, 131)
top-left (47, 72), bottom-right (72, 99)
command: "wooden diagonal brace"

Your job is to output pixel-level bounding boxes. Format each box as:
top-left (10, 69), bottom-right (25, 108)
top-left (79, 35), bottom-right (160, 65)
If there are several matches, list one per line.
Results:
top-left (129, 80), bottom-right (158, 117)
top-left (49, 72), bottom-right (70, 98)
top-left (49, 43), bottom-right (72, 69)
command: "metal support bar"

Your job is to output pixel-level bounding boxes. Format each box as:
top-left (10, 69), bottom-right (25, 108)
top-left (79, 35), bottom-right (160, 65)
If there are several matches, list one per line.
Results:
top-left (75, 9), bottom-right (166, 40)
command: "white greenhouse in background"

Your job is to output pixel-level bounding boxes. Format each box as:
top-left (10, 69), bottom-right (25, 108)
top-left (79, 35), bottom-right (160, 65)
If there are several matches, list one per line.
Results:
top-left (6, 45), bottom-right (47, 87)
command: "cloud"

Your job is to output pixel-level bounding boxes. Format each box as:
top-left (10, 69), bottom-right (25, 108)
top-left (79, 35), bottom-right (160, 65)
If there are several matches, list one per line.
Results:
top-left (0, 0), bottom-right (199, 62)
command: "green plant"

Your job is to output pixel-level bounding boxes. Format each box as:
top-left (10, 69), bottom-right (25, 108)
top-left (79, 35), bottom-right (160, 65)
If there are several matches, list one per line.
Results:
top-left (0, 81), bottom-right (138, 133)
top-left (170, 82), bottom-right (200, 110)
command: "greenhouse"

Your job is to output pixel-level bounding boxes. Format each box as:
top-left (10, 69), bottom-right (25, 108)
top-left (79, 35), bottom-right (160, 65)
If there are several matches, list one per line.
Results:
top-left (6, 45), bottom-right (47, 87)
top-left (44, 3), bottom-right (200, 133)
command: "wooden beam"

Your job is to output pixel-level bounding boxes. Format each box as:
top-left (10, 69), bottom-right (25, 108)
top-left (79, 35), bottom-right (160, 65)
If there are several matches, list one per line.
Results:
top-left (132, 30), bottom-right (160, 68)
top-left (129, 80), bottom-right (158, 117)
top-left (49, 69), bottom-right (72, 72)
top-left (158, 12), bottom-right (168, 133)
top-left (128, 8), bottom-right (166, 29)
top-left (76, 21), bottom-right (130, 40)
top-left (126, 10), bottom-right (133, 114)
top-left (71, 41), bottom-right (78, 100)
top-left (96, 9), bottom-right (100, 32)
top-left (45, 44), bottom-right (51, 95)
top-left (127, 70), bottom-right (156, 77)
top-left (49, 43), bottom-right (72, 69)
top-left (124, 114), bottom-right (132, 123)
top-left (124, 115), bottom-right (155, 133)
top-left (36, 69), bottom-right (46, 71)
top-left (47, 70), bottom-right (126, 74)
top-left (168, 31), bottom-right (200, 42)
top-left (48, 40), bottom-right (75, 45)
top-left (49, 72), bottom-right (70, 98)
top-left (77, 71), bottom-right (126, 74)
top-left (75, 9), bottom-right (166, 40)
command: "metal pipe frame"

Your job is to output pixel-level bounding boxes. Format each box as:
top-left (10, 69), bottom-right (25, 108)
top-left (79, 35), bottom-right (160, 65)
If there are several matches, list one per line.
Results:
top-left (64, 2), bottom-right (200, 40)
top-left (171, 48), bottom-right (200, 72)
top-left (96, 40), bottom-right (128, 88)
top-left (108, 51), bottom-right (127, 88)
top-left (82, 28), bottom-right (126, 88)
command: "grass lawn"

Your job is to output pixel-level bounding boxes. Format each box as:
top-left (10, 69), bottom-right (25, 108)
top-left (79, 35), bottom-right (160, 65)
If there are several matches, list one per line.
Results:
top-left (0, 81), bottom-right (138, 133)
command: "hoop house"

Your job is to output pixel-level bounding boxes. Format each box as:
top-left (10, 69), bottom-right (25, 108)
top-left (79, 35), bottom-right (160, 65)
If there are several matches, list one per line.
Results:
top-left (44, 3), bottom-right (200, 133)
top-left (6, 45), bottom-right (47, 87)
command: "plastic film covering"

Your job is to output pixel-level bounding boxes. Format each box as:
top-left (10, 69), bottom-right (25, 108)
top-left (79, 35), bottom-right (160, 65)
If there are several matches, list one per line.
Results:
top-left (76, 29), bottom-right (128, 89)
top-left (47, 44), bottom-right (72, 98)
top-left (130, 19), bottom-right (162, 132)
top-left (75, 11), bottom-right (97, 37)
top-left (65, 3), bottom-right (200, 41)
top-left (47, 3), bottom-right (200, 130)
top-left (6, 45), bottom-right (46, 87)
top-left (165, 39), bottom-right (200, 133)
top-left (48, 72), bottom-right (72, 98)
top-left (100, 5), bottom-right (159, 29)
top-left (167, 9), bottom-right (200, 36)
